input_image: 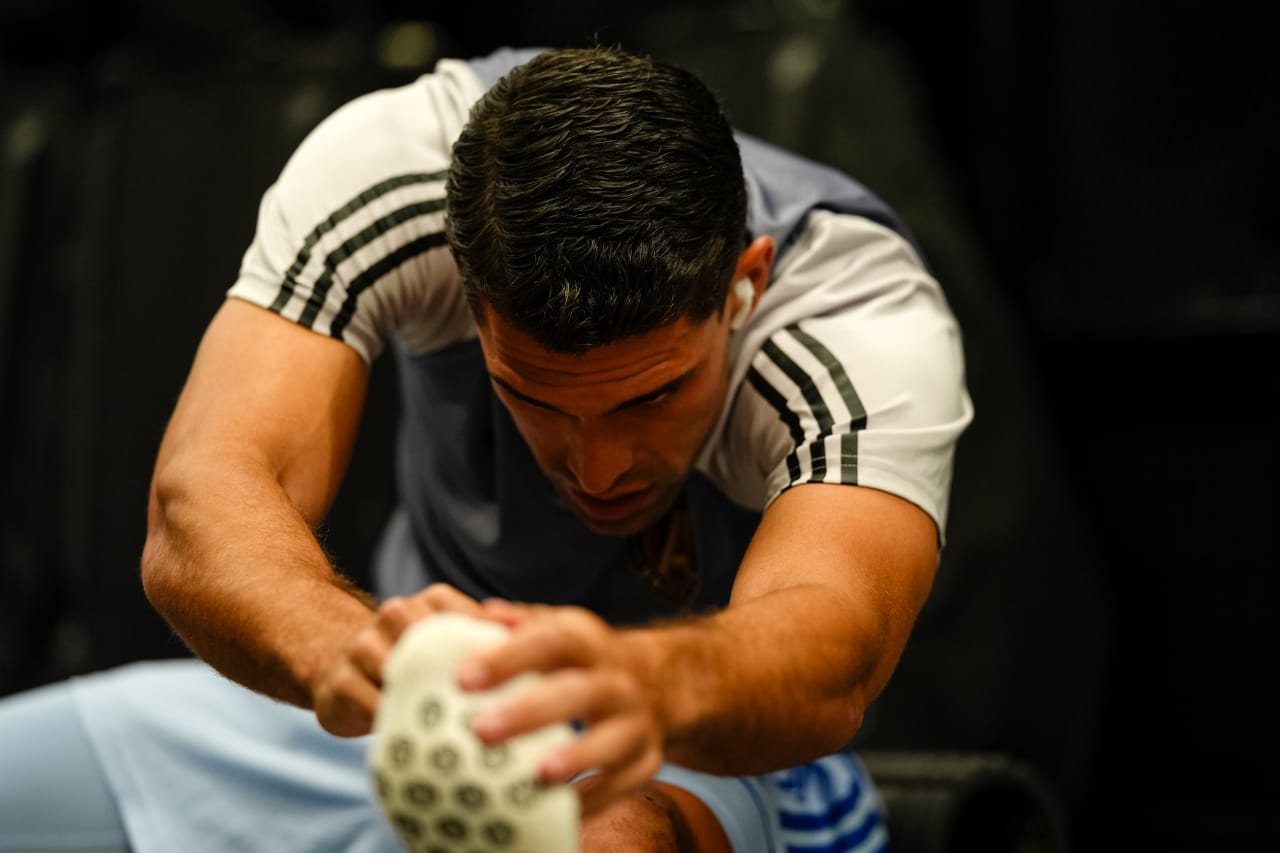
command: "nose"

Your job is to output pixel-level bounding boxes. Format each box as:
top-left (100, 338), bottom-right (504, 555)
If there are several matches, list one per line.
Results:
top-left (565, 422), bottom-right (634, 495)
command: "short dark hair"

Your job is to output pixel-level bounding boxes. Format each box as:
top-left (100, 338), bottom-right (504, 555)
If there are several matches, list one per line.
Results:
top-left (445, 46), bottom-right (747, 353)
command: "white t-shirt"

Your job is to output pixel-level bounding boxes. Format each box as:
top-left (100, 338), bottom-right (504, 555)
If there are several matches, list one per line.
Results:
top-left (227, 54), bottom-right (972, 585)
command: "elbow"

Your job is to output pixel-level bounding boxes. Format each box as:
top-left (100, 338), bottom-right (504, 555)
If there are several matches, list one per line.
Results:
top-left (140, 464), bottom-right (186, 618)
top-left (140, 530), bottom-right (170, 617)
top-left (828, 691), bottom-right (868, 753)
top-left (798, 694), bottom-right (866, 763)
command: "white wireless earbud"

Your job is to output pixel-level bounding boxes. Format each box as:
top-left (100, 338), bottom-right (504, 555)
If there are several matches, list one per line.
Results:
top-left (730, 278), bottom-right (756, 330)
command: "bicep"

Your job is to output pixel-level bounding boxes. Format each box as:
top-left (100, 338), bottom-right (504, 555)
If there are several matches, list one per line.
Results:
top-left (153, 297), bottom-right (369, 527)
top-left (732, 483), bottom-right (938, 691)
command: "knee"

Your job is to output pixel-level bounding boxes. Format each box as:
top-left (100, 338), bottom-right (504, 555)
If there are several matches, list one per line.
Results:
top-left (578, 779), bottom-right (731, 853)
top-left (578, 783), bottom-right (692, 853)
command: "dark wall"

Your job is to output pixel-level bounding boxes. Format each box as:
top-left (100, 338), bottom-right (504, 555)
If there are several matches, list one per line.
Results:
top-left (870, 4), bottom-right (1278, 848)
top-left (1, 1), bottom-right (1275, 850)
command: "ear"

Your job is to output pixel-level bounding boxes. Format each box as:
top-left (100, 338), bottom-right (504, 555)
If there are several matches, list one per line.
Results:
top-left (729, 235), bottom-right (775, 329)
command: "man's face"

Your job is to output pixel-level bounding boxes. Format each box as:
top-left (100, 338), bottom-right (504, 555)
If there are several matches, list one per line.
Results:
top-left (475, 303), bottom-right (736, 536)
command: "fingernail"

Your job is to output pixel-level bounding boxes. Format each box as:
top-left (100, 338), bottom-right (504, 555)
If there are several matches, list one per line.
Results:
top-left (457, 663), bottom-right (489, 690)
top-left (471, 708), bottom-right (503, 738)
top-left (539, 753), bottom-right (568, 783)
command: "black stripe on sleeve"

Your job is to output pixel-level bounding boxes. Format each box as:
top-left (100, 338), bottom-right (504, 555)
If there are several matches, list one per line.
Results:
top-left (786, 323), bottom-right (867, 483)
top-left (296, 198), bottom-right (447, 329)
top-left (747, 366), bottom-right (804, 484)
top-left (761, 338), bottom-right (833, 481)
top-left (328, 232), bottom-right (449, 341)
top-left (840, 431), bottom-right (859, 484)
top-left (786, 325), bottom-right (867, 428)
top-left (269, 170), bottom-right (448, 313)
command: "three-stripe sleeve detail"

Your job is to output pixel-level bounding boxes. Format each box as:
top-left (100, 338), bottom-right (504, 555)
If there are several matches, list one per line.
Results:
top-left (268, 170), bottom-right (449, 321)
top-left (295, 197), bottom-right (447, 329)
top-left (328, 231), bottom-right (448, 340)
top-left (761, 338), bottom-right (833, 481)
top-left (749, 323), bottom-right (868, 488)
top-left (747, 366), bottom-right (805, 484)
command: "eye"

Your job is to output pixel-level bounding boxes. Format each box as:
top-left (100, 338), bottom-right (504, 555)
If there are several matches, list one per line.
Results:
top-left (636, 391), bottom-right (670, 408)
top-left (630, 376), bottom-right (689, 411)
top-left (490, 379), bottom-right (561, 414)
top-left (520, 396), bottom-right (559, 413)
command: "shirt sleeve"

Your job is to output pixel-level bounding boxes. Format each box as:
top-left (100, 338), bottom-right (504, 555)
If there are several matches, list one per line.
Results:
top-left (227, 59), bottom-right (483, 362)
top-left (728, 212), bottom-right (974, 540)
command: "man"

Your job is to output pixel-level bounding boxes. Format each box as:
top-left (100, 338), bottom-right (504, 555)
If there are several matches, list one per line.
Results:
top-left (0, 46), bottom-right (971, 851)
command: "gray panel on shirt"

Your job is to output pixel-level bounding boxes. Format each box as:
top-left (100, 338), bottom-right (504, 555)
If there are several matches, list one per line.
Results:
top-left (373, 339), bottom-right (760, 625)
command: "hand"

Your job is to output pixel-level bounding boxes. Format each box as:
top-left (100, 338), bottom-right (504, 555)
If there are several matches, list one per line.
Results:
top-left (459, 601), bottom-right (665, 816)
top-left (312, 583), bottom-right (483, 737)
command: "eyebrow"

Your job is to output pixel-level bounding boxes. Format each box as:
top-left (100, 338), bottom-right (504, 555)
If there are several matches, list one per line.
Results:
top-left (489, 370), bottom-right (694, 416)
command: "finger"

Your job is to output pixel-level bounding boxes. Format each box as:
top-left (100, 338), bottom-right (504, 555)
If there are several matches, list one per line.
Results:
top-left (479, 598), bottom-right (532, 628)
top-left (416, 583), bottom-right (484, 616)
top-left (471, 667), bottom-right (622, 743)
top-left (374, 597), bottom-right (421, 642)
top-left (573, 741), bottom-right (664, 817)
top-left (539, 713), bottom-right (651, 787)
top-left (348, 626), bottom-right (395, 686)
top-left (460, 614), bottom-right (591, 690)
top-left (316, 663), bottom-right (381, 738)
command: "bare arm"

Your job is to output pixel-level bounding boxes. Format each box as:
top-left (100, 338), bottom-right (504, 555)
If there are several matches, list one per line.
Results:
top-left (461, 481), bottom-right (938, 808)
top-left (141, 298), bottom-right (379, 715)
top-left (640, 482), bottom-right (938, 772)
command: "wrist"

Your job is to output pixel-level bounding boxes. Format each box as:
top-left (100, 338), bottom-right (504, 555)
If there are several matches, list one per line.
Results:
top-left (295, 592), bottom-right (378, 708)
top-left (618, 621), bottom-right (710, 753)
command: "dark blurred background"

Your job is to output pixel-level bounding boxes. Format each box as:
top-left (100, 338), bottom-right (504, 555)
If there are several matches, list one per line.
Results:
top-left (1, 1), bottom-right (1275, 850)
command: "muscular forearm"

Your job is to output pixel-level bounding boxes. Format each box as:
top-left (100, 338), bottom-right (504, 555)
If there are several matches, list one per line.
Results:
top-left (141, 454), bottom-right (374, 709)
top-left (617, 484), bottom-right (938, 775)
top-left (628, 583), bottom-right (892, 776)
top-left (450, 494), bottom-right (935, 793)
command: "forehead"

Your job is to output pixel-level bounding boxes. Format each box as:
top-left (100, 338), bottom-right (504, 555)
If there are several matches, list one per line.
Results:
top-left (476, 305), bottom-right (718, 407)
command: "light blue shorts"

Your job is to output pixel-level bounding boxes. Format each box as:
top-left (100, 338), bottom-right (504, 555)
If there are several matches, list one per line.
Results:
top-left (0, 660), bottom-right (887, 852)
